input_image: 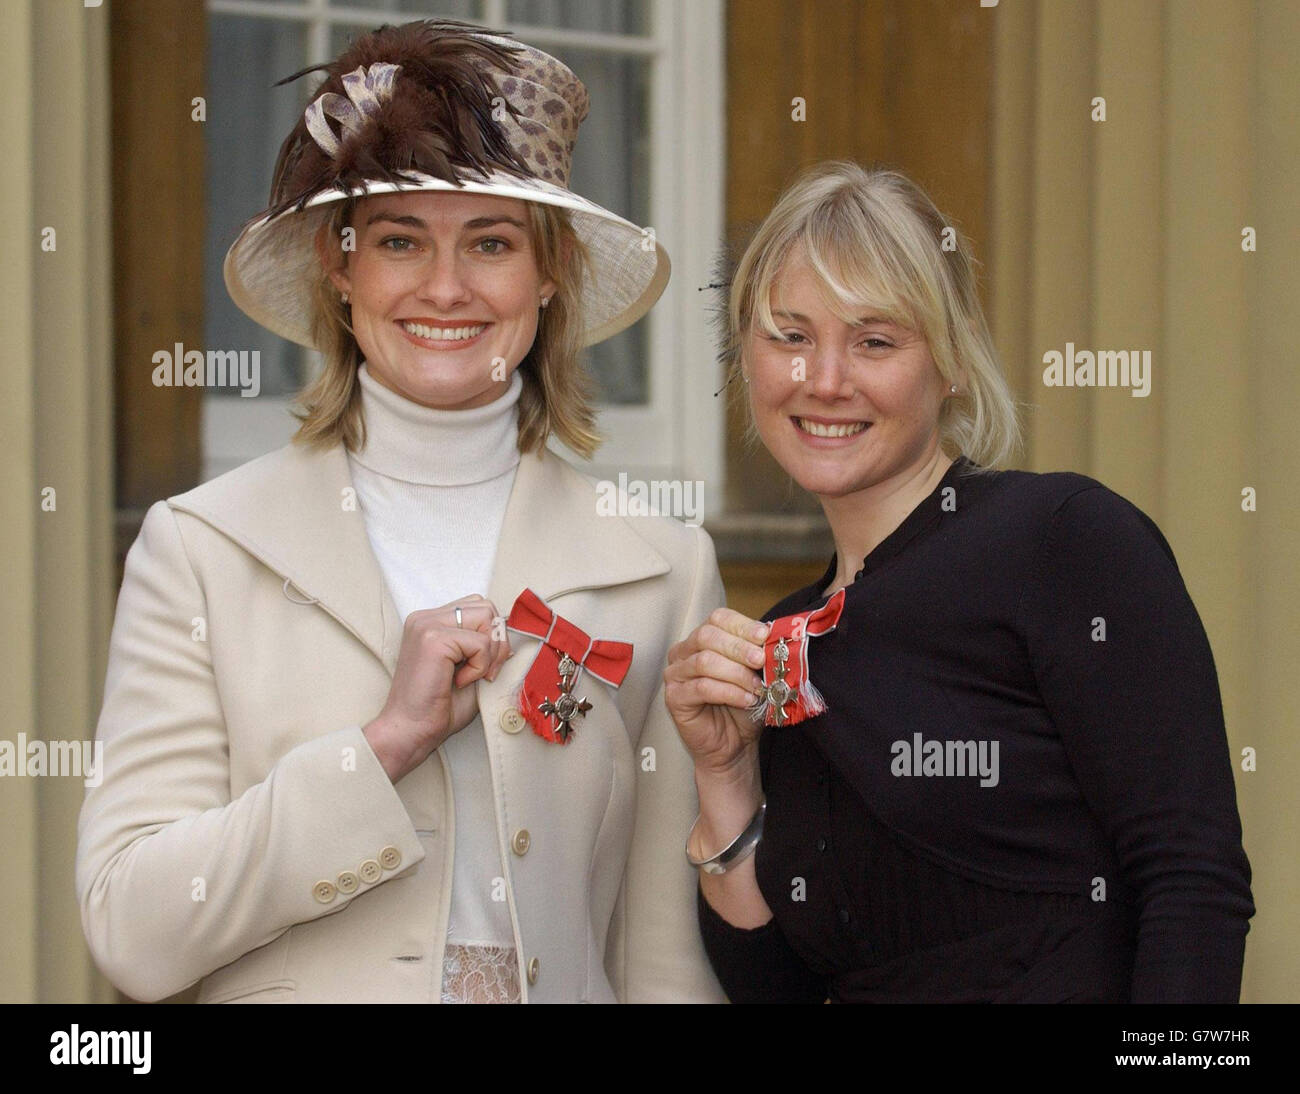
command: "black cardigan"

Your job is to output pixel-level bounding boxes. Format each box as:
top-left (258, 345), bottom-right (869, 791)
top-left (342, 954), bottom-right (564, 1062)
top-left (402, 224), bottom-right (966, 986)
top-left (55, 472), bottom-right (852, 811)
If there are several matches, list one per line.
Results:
top-left (699, 457), bottom-right (1253, 1002)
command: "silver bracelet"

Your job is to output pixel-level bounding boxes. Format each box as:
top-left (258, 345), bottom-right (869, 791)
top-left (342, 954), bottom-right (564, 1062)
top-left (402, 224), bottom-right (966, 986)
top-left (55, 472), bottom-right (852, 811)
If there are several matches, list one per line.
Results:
top-left (685, 798), bottom-right (766, 875)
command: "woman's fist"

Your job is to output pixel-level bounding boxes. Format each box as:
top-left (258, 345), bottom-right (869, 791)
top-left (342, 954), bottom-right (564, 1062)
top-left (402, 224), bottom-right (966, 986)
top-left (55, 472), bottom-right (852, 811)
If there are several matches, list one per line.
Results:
top-left (664, 607), bottom-right (770, 778)
top-left (363, 594), bottom-right (511, 782)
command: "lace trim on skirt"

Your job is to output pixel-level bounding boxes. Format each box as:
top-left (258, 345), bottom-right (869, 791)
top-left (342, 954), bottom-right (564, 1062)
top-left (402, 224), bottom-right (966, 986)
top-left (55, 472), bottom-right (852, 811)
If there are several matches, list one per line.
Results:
top-left (440, 944), bottom-right (521, 1004)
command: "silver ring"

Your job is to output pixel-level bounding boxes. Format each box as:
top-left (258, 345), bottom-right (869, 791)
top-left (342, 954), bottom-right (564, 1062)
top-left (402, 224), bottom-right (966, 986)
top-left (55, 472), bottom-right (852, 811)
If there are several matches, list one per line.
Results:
top-left (455, 607), bottom-right (463, 628)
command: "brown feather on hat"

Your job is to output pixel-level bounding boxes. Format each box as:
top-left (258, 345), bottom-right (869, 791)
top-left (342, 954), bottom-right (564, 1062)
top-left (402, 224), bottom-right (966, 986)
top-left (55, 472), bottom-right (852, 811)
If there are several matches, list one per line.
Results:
top-left (267, 20), bottom-right (532, 217)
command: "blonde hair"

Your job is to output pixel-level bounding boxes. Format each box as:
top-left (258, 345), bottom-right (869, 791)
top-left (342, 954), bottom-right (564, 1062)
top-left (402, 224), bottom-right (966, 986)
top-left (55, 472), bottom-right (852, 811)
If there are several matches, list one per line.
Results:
top-left (724, 161), bottom-right (1020, 469)
top-left (293, 196), bottom-right (598, 459)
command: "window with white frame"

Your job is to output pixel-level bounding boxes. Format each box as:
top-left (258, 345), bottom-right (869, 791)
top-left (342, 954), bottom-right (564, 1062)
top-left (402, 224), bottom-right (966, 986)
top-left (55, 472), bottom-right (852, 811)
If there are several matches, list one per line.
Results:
top-left (203, 0), bottom-right (725, 514)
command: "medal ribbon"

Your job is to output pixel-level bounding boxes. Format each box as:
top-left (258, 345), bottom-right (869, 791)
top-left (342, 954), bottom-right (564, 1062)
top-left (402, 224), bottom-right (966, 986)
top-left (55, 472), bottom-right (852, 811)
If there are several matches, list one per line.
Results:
top-left (751, 587), bottom-right (846, 727)
top-left (505, 588), bottom-right (634, 744)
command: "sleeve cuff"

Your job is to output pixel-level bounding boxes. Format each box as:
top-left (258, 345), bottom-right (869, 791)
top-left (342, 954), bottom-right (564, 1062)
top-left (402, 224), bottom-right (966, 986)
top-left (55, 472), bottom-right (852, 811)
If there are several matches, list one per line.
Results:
top-left (696, 884), bottom-right (827, 1003)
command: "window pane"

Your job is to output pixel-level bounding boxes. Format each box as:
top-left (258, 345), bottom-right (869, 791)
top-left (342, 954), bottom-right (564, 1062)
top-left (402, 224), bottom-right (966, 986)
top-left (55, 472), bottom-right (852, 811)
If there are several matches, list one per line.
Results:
top-left (554, 46), bottom-right (652, 404)
top-left (330, 22), bottom-right (367, 58)
top-left (506, 0), bottom-right (650, 36)
top-left (330, 4), bottom-right (482, 55)
top-left (205, 14), bottom-right (310, 397)
top-left (335, 0), bottom-right (482, 17)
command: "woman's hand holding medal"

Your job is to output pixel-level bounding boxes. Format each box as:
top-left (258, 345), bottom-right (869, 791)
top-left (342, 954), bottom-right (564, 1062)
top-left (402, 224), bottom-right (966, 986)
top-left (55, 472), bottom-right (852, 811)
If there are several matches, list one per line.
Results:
top-left (665, 608), bottom-right (777, 928)
top-left (363, 595), bottom-right (512, 783)
top-left (665, 607), bottom-right (770, 776)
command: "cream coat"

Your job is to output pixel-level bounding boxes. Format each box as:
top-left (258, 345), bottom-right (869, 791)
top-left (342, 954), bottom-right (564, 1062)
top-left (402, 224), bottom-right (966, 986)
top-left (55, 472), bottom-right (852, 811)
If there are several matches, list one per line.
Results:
top-left (75, 440), bottom-right (726, 1003)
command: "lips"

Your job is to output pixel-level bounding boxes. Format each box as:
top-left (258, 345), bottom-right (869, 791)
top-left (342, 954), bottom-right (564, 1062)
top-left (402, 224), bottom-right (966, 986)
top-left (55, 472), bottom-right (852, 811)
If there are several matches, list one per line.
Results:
top-left (793, 416), bottom-right (870, 438)
top-left (399, 320), bottom-right (487, 342)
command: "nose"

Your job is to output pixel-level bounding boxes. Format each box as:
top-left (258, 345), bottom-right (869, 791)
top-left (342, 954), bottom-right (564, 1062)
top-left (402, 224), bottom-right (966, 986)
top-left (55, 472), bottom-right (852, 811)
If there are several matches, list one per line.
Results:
top-left (806, 344), bottom-right (854, 401)
top-left (415, 246), bottom-right (472, 310)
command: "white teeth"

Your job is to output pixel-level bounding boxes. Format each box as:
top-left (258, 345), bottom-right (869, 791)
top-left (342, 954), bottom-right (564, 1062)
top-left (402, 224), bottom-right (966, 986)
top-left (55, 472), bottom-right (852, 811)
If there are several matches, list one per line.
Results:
top-left (795, 417), bottom-right (868, 438)
top-left (401, 321), bottom-right (486, 342)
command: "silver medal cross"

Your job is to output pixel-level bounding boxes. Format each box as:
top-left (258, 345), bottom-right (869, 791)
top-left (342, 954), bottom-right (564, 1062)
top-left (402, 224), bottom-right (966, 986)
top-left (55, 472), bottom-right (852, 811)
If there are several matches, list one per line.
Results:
top-left (539, 652), bottom-right (593, 742)
top-left (759, 637), bottom-right (794, 727)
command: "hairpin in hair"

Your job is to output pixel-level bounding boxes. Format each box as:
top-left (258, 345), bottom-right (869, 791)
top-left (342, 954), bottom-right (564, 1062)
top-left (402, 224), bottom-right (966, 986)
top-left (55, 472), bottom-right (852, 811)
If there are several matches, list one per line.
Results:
top-left (712, 370), bottom-right (744, 397)
top-left (703, 249), bottom-right (737, 395)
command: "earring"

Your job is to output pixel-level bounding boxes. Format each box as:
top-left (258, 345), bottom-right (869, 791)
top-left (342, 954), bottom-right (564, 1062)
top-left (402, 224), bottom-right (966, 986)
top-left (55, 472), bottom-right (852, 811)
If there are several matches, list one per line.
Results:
top-left (950, 383), bottom-right (958, 393)
top-left (540, 296), bottom-right (551, 309)
top-left (341, 291), bottom-right (350, 306)
top-left (742, 372), bottom-right (750, 384)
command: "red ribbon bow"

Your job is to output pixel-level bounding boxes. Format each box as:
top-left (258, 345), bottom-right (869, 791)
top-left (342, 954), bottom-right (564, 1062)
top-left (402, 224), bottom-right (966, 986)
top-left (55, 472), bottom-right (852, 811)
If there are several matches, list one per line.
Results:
top-left (505, 589), bottom-right (634, 744)
top-left (750, 588), bottom-right (846, 727)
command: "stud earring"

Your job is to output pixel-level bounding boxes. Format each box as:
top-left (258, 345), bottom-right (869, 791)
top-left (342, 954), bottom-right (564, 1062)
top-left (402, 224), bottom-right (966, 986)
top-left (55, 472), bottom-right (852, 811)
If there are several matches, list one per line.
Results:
top-left (341, 291), bottom-right (350, 306)
top-left (540, 296), bottom-right (551, 309)
top-left (950, 383), bottom-right (958, 393)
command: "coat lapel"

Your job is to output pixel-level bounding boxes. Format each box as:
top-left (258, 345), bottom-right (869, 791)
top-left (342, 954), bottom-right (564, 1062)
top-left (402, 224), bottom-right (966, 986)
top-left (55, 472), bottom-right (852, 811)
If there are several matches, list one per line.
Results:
top-left (486, 448), bottom-right (669, 608)
top-left (167, 441), bottom-right (670, 685)
top-left (478, 448), bottom-right (671, 722)
top-left (168, 441), bottom-right (403, 674)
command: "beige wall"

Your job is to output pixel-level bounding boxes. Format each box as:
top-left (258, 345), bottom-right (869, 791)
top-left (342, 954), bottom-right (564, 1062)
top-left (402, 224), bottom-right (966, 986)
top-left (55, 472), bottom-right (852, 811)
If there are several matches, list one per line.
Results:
top-left (991, 0), bottom-right (1299, 1003)
top-left (1, 0), bottom-right (115, 1001)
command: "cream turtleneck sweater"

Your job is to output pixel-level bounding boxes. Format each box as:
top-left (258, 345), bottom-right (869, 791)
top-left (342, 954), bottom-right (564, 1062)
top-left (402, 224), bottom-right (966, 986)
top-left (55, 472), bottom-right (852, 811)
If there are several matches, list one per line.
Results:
top-left (348, 362), bottom-right (521, 952)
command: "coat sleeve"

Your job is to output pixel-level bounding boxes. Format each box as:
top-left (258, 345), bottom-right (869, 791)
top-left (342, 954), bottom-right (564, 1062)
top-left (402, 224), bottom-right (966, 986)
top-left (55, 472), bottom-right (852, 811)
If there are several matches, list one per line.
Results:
top-left (604, 525), bottom-right (728, 1002)
top-left (75, 501), bottom-right (426, 1002)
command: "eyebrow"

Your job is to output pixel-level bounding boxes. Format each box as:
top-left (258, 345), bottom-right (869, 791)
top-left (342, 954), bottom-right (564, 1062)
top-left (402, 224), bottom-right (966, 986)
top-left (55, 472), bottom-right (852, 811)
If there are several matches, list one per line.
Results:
top-left (363, 211), bottom-right (529, 231)
top-left (770, 309), bottom-right (897, 327)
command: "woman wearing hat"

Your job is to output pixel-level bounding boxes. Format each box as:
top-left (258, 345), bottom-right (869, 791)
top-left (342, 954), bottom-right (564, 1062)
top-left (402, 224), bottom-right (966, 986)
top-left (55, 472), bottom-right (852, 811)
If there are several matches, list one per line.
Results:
top-left (665, 161), bottom-right (1253, 1002)
top-left (77, 21), bottom-right (724, 1004)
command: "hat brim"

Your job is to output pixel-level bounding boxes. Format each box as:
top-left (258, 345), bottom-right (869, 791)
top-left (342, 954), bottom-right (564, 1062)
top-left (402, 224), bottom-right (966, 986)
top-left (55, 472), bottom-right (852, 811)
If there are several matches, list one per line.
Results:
top-left (223, 171), bottom-right (669, 351)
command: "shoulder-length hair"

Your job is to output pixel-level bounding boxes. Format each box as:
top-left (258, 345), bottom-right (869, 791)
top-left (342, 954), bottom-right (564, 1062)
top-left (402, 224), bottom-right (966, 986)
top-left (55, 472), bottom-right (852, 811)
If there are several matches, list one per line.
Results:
top-left (293, 195), bottom-right (598, 459)
top-left (723, 161), bottom-right (1021, 469)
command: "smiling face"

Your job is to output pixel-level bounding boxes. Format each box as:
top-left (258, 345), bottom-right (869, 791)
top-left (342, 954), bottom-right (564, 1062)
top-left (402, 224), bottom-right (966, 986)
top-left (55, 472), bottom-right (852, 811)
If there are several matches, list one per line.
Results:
top-left (324, 190), bottom-right (557, 410)
top-left (744, 251), bottom-right (952, 502)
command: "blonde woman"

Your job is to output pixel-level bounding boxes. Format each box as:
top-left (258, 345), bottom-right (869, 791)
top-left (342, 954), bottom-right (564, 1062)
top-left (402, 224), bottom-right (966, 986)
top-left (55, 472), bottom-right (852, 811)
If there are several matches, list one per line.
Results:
top-left (76, 20), bottom-right (724, 1004)
top-left (665, 161), bottom-right (1253, 1003)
